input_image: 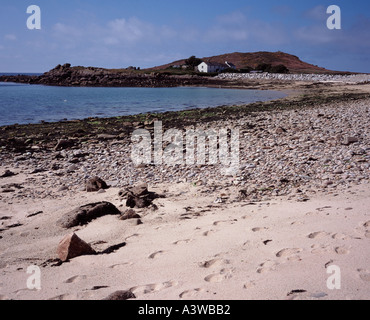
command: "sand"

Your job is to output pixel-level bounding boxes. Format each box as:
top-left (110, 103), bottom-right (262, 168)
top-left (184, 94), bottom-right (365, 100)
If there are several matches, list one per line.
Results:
top-left (0, 178), bottom-right (369, 300)
top-left (0, 82), bottom-right (369, 301)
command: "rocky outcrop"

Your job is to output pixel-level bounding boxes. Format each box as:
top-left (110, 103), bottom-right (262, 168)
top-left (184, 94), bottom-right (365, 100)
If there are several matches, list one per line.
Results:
top-left (0, 63), bottom-right (228, 87)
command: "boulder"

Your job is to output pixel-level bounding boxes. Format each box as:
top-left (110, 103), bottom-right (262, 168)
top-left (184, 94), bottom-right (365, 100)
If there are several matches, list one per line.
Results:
top-left (86, 177), bottom-right (109, 192)
top-left (56, 201), bottom-right (121, 228)
top-left (57, 233), bottom-right (96, 261)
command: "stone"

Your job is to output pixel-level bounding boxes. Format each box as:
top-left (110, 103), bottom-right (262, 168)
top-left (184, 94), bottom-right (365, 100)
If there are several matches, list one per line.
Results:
top-left (102, 290), bottom-right (136, 300)
top-left (119, 183), bottom-right (161, 209)
top-left (333, 169), bottom-right (343, 174)
top-left (275, 127), bottom-right (286, 134)
top-left (130, 183), bottom-right (149, 197)
top-left (120, 209), bottom-right (141, 221)
top-left (54, 139), bottom-right (74, 151)
top-left (86, 177), bottom-right (109, 192)
top-left (0, 170), bottom-right (17, 178)
top-left (97, 134), bottom-right (117, 140)
top-left (57, 233), bottom-right (96, 262)
top-left (56, 201), bottom-right (122, 228)
top-left (342, 136), bottom-right (359, 146)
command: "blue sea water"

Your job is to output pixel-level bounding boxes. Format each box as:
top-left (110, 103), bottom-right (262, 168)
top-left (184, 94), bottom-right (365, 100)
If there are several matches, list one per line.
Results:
top-left (0, 82), bottom-right (286, 126)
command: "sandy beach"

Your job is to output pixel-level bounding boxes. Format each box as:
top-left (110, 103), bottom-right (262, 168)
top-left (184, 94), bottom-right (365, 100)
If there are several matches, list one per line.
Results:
top-left (0, 81), bottom-right (369, 300)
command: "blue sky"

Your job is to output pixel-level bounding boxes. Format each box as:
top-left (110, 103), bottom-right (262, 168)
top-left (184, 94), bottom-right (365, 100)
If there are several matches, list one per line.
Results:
top-left (1, 0), bottom-right (370, 72)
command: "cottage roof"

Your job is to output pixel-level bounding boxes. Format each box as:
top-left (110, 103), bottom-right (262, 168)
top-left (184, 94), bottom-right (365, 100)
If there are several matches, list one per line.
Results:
top-left (203, 61), bottom-right (228, 67)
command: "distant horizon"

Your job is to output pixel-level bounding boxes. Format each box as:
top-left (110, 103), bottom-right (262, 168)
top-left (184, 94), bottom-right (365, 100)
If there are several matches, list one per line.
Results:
top-left (1, 49), bottom-right (369, 75)
top-left (1, 0), bottom-right (370, 73)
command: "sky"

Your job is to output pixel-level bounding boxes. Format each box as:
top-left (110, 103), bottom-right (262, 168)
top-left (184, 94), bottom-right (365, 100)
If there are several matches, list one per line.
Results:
top-left (0, 0), bottom-right (370, 73)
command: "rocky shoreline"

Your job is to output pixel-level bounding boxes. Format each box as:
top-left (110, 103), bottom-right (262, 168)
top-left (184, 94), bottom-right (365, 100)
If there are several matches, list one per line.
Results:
top-left (0, 63), bottom-right (228, 88)
top-left (2, 64), bottom-right (369, 89)
top-left (217, 72), bottom-right (370, 84)
top-left (1, 83), bottom-right (369, 204)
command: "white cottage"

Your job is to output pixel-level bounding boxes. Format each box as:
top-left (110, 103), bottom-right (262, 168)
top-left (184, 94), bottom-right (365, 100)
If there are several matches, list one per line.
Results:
top-left (197, 61), bottom-right (236, 73)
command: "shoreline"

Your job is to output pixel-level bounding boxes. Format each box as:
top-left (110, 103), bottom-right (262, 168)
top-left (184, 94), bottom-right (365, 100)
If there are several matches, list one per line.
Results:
top-left (1, 81), bottom-right (369, 153)
top-left (0, 80), bottom-right (369, 300)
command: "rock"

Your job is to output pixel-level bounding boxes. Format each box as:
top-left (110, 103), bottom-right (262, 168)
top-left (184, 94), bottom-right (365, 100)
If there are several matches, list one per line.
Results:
top-left (54, 139), bottom-right (74, 150)
top-left (56, 202), bottom-right (121, 228)
top-left (86, 177), bottom-right (109, 192)
top-left (130, 183), bottom-right (149, 197)
top-left (342, 136), bottom-right (359, 145)
top-left (97, 134), bottom-right (117, 140)
top-left (102, 290), bottom-right (136, 300)
top-left (57, 185), bottom-right (69, 192)
top-left (30, 168), bottom-right (46, 174)
top-left (0, 170), bottom-right (17, 178)
top-left (333, 169), bottom-right (343, 174)
top-left (119, 183), bottom-right (161, 209)
top-left (275, 127), bottom-right (287, 134)
top-left (57, 233), bottom-right (96, 262)
top-left (119, 209), bottom-right (141, 221)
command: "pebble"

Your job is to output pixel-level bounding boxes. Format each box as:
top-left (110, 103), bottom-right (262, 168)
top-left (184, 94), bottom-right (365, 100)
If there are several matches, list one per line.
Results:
top-left (216, 73), bottom-right (370, 83)
top-left (0, 98), bottom-right (369, 202)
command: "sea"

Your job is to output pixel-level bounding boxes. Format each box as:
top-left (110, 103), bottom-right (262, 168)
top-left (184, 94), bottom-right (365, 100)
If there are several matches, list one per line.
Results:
top-left (0, 79), bottom-right (286, 126)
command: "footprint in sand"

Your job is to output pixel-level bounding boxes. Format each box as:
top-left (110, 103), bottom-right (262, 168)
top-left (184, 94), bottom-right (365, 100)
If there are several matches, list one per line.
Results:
top-left (332, 233), bottom-right (351, 240)
top-left (148, 251), bottom-right (165, 259)
top-left (276, 248), bottom-right (303, 259)
top-left (130, 280), bottom-right (178, 296)
top-left (109, 262), bottom-right (133, 269)
top-left (363, 221), bottom-right (370, 238)
top-left (179, 288), bottom-right (206, 299)
top-left (173, 239), bottom-right (192, 245)
top-left (335, 246), bottom-right (350, 255)
top-left (204, 268), bottom-right (233, 283)
top-left (125, 233), bottom-right (140, 241)
top-left (243, 281), bottom-right (256, 289)
top-left (199, 258), bottom-right (229, 269)
top-left (290, 221), bottom-right (304, 226)
top-left (49, 293), bottom-right (79, 300)
top-left (213, 219), bottom-right (237, 226)
top-left (308, 231), bottom-right (329, 239)
top-left (358, 269), bottom-right (370, 282)
top-left (311, 244), bottom-right (331, 254)
top-left (251, 227), bottom-right (268, 232)
top-left (202, 229), bottom-right (217, 237)
top-left (64, 275), bottom-right (87, 284)
top-left (256, 260), bottom-right (278, 274)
